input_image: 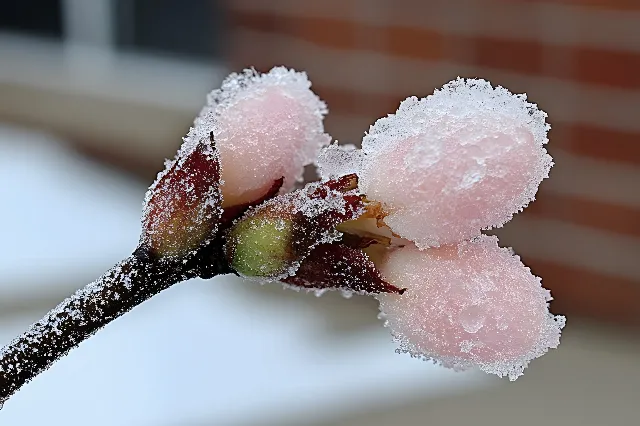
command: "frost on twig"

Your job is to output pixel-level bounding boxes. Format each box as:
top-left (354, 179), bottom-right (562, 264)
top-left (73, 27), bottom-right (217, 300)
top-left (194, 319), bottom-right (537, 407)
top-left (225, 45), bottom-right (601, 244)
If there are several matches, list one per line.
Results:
top-left (0, 254), bottom-right (182, 404)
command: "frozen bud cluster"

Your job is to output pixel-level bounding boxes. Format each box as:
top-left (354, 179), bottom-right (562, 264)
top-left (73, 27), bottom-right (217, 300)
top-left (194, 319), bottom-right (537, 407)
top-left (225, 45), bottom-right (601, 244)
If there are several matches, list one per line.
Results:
top-left (187, 67), bottom-right (330, 207)
top-left (141, 66), bottom-right (563, 382)
top-left (357, 78), bottom-right (552, 248)
top-left (376, 236), bottom-right (565, 381)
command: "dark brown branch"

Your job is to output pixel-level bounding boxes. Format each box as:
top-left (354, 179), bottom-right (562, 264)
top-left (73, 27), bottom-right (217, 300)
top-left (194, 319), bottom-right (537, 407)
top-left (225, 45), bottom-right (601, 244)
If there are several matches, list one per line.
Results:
top-left (0, 244), bottom-right (230, 406)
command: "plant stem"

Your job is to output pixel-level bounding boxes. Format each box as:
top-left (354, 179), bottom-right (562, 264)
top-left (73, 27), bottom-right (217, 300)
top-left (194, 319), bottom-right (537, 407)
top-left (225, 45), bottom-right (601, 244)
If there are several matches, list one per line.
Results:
top-left (0, 245), bottom-right (228, 405)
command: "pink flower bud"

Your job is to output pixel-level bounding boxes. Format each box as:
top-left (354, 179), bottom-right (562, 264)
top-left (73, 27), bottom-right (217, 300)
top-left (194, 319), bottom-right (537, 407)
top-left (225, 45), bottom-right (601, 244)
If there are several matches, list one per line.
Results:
top-left (376, 236), bottom-right (565, 380)
top-left (359, 78), bottom-right (552, 248)
top-left (187, 67), bottom-right (330, 207)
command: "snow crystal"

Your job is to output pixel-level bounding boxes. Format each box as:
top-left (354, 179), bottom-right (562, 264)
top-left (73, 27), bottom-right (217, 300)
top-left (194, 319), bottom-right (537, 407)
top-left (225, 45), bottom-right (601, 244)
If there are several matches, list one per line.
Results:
top-left (316, 142), bottom-right (364, 180)
top-left (340, 289), bottom-right (354, 299)
top-left (375, 235), bottom-right (565, 381)
top-left (313, 288), bottom-right (329, 297)
top-left (186, 67), bottom-right (330, 207)
top-left (359, 78), bottom-right (552, 248)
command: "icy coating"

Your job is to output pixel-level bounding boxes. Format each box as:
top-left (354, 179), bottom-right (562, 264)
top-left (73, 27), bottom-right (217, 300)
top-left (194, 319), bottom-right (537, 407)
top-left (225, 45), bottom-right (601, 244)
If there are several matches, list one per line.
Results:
top-left (359, 78), bottom-right (552, 248)
top-left (317, 142), bottom-right (364, 180)
top-left (376, 236), bottom-right (565, 380)
top-left (187, 67), bottom-right (330, 207)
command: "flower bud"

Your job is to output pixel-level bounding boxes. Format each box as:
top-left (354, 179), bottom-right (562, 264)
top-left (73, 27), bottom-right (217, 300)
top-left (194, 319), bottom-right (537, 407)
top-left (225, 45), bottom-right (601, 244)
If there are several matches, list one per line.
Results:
top-left (357, 78), bottom-right (552, 248)
top-left (187, 67), bottom-right (330, 208)
top-left (225, 175), bottom-right (364, 279)
top-left (141, 136), bottom-right (222, 258)
top-left (226, 215), bottom-right (294, 277)
top-left (376, 235), bottom-right (565, 380)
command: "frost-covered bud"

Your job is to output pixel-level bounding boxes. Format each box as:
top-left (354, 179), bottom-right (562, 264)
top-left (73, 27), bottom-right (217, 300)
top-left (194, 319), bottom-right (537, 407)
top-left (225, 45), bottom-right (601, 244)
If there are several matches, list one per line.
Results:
top-left (358, 78), bottom-right (552, 248)
top-left (225, 175), bottom-right (364, 279)
top-left (376, 235), bottom-right (565, 380)
top-left (142, 136), bottom-right (222, 258)
top-left (187, 67), bottom-right (330, 208)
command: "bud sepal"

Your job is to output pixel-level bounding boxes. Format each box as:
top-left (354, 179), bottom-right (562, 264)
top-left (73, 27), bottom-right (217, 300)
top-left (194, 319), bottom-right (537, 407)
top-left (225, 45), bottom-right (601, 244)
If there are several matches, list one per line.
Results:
top-left (141, 133), bottom-right (223, 259)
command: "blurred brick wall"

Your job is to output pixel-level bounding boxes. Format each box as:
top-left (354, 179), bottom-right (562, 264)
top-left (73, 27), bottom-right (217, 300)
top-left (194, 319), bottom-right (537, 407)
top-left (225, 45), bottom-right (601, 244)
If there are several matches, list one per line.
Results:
top-left (227, 0), bottom-right (640, 326)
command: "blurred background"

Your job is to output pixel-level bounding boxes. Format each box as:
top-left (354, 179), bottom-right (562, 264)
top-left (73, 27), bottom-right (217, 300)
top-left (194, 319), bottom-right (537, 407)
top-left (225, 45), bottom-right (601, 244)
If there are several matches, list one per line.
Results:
top-left (0, 0), bottom-right (639, 425)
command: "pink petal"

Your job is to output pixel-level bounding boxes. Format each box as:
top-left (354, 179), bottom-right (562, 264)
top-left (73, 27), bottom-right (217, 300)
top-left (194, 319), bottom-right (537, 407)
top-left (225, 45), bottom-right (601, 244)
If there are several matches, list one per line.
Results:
top-left (375, 235), bottom-right (565, 380)
top-left (187, 67), bottom-right (330, 207)
top-left (360, 78), bottom-right (552, 248)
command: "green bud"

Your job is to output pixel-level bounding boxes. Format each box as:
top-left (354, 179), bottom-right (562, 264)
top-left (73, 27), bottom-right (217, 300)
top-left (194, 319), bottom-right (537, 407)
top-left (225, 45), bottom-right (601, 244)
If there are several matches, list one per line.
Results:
top-left (227, 216), bottom-right (294, 277)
